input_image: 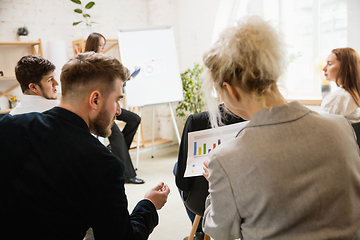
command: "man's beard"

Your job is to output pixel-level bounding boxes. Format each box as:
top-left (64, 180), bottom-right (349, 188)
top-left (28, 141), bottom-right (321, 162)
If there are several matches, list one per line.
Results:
top-left (39, 86), bottom-right (57, 100)
top-left (92, 107), bottom-right (115, 138)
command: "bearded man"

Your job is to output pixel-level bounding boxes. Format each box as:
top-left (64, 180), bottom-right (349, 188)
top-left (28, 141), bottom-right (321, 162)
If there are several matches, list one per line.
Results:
top-left (0, 52), bottom-right (170, 240)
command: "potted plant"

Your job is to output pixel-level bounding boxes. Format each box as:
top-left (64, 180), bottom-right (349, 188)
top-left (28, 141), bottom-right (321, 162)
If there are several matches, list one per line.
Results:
top-left (176, 63), bottom-right (205, 120)
top-left (70, 0), bottom-right (96, 38)
top-left (17, 26), bottom-right (29, 42)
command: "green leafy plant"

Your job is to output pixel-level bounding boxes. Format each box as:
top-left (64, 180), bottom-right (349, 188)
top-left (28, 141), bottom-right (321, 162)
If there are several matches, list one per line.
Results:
top-left (176, 63), bottom-right (205, 119)
top-left (17, 26), bottom-right (29, 36)
top-left (71, 0), bottom-right (95, 26)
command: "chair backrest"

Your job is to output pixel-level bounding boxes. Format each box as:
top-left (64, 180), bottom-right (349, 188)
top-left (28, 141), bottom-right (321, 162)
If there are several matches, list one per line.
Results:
top-left (183, 176), bottom-right (209, 216)
top-left (351, 122), bottom-right (360, 147)
top-left (177, 104), bottom-right (245, 216)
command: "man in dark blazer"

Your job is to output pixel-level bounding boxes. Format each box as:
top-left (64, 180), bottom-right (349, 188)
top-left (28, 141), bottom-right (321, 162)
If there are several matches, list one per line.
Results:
top-left (174, 104), bottom-right (244, 239)
top-left (0, 52), bottom-right (170, 240)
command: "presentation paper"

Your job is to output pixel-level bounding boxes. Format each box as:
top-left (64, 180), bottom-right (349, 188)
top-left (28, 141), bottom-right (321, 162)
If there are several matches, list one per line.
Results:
top-left (184, 121), bottom-right (249, 177)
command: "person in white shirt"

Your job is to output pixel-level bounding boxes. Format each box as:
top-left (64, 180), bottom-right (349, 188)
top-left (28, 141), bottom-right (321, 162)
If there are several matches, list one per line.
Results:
top-left (320, 47), bottom-right (360, 122)
top-left (10, 55), bottom-right (59, 115)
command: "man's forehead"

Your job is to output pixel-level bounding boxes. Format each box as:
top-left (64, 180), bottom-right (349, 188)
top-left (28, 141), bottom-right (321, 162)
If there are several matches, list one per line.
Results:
top-left (116, 77), bottom-right (124, 85)
top-left (44, 71), bottom-right (55, 76)
top-left (114, 78), bottom-right (124, 93)
top-left (40, 71), bottom-right (55, 80)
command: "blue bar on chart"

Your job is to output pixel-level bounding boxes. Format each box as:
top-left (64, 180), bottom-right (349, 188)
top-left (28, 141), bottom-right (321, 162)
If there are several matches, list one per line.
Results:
top-left (194, 142), bottom-right (197, 156)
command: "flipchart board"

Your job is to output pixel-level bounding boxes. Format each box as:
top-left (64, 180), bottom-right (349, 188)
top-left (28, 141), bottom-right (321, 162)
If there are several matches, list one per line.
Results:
top-left (117, 26), bottom-right (183, 108)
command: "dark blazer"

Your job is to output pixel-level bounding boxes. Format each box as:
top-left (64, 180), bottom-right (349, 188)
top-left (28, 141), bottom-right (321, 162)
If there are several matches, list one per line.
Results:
top-left (0, 107), bottom-right (157, 240)
top-left (175, 105), bottom-right (245, 215)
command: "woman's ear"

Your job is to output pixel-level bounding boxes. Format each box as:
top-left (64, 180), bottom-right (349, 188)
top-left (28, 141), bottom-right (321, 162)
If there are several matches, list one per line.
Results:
top-left (222, 82), bottom-right (240, 102)
top-left (89, 90), bottom-right (100, 110)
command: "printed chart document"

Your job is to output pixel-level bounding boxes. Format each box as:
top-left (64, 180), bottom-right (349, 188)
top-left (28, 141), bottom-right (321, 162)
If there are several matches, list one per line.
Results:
top-left (184, 121), bottom-right (249, 177)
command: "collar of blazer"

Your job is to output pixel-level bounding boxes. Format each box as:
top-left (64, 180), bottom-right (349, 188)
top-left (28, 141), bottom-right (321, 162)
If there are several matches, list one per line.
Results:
top-left (236, 101), bottom-right (311, 137)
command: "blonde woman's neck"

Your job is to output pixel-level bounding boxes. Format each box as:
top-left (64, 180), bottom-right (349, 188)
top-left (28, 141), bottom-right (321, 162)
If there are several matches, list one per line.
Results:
top-left (240, 86), bottom-right (287, 120)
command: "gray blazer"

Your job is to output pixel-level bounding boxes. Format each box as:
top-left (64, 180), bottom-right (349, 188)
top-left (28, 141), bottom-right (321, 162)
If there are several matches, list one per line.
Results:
top-left (203, 101), bottom-right (360, 240)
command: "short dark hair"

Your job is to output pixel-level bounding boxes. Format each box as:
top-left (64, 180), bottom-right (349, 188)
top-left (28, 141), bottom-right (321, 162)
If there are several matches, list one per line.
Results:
top-left (85, 32), bottom-right (106, 53)
top-left (60, 52), bottom-right (127, 101)
top-left (15, 55), bottom-right (56, 93)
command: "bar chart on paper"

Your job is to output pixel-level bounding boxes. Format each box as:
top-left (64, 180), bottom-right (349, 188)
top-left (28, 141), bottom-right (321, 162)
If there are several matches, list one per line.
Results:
top-left (193, 139), bottom-right (222, 156)
top-left (184, 121), bottom-right (249, 177)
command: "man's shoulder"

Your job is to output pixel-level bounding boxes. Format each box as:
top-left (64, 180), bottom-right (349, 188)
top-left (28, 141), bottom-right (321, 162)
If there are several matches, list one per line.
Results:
top-left (1, 111), bottom-right (42, 123)
top-left (10, 95), bottom-right (59, 115)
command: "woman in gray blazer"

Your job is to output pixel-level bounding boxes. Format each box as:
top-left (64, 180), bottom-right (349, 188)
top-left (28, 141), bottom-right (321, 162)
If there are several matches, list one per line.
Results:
top-left (201, 16), bottom-right (360, 240)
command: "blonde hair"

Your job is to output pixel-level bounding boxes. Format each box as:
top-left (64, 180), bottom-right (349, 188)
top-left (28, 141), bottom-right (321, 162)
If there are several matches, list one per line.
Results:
top-left (203, 16), bottom-right (287, 127)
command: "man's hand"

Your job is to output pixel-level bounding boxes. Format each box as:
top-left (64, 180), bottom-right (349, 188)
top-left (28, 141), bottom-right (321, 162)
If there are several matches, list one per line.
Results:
top-left (144, 182), bottom-right (170, 210)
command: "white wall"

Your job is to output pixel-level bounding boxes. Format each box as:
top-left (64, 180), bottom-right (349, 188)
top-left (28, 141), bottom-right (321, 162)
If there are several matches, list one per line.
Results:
top-left (177, 0), bottom-right (220, 71)
top-left (347, 0), bottom-right (360, 53)
top-left (0, 0), bottom-right (220, 142)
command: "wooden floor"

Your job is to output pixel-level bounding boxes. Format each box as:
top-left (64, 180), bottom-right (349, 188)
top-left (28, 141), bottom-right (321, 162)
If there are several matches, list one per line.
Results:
top-left (129, 138), bottom-right (173, 149)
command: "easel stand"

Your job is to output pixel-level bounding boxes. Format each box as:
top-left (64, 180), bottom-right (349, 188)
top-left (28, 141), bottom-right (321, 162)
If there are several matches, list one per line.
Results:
top-left (150, 103), bottom-right (181, 159)
top-left (151, 103), bottom-right (181, 158)
top-left (168, 102), bottom-right (181, 144)
top-left (134, 102), bottom-right (181, 169)
top-left (135, 107), bottom-right (142, 170)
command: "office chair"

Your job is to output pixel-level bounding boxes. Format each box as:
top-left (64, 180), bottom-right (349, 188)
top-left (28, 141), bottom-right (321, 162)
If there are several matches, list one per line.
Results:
top-left (351, 122), bottom-right (360, 147)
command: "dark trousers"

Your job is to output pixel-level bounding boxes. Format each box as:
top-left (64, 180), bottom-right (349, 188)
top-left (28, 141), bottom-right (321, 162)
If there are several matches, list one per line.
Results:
top-left (108, 109), bottom-right (141, 180)
top-left (116, 109), bottom-right (141, 149)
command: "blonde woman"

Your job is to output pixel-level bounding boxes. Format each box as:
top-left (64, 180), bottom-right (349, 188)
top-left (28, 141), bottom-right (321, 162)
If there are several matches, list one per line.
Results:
top-left (321, 47), bottom-right (360, 122)
top-left (202, 16), bottom-right (360, 240)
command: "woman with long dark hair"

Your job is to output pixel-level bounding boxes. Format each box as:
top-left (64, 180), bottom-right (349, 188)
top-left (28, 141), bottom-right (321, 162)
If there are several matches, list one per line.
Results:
top-left (321, 47), bottom-right (360, 122)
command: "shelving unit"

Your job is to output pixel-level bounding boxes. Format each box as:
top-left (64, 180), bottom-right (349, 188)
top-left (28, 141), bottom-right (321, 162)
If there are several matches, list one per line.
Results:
top-left (0, 39), bottom-right (43, 113)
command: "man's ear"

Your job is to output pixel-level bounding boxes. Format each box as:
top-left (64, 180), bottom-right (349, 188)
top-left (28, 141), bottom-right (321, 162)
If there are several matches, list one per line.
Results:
top-left (222, 82), bottom-right (240, 102)
top-left (28, 83), bottom-right (40, 95)
top-left (89, 90), bottom-right (100, 110)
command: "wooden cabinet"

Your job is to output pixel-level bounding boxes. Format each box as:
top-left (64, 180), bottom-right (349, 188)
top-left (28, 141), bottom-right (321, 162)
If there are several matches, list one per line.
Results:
top-left (0, 39), bottom-right (43, 113)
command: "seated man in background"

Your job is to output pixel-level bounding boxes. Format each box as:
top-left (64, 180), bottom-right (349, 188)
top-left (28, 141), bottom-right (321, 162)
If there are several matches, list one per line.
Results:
top-left (10, 55), bottom-right (60, 115)
top-left (0, 52), bottom-right (170, 240)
